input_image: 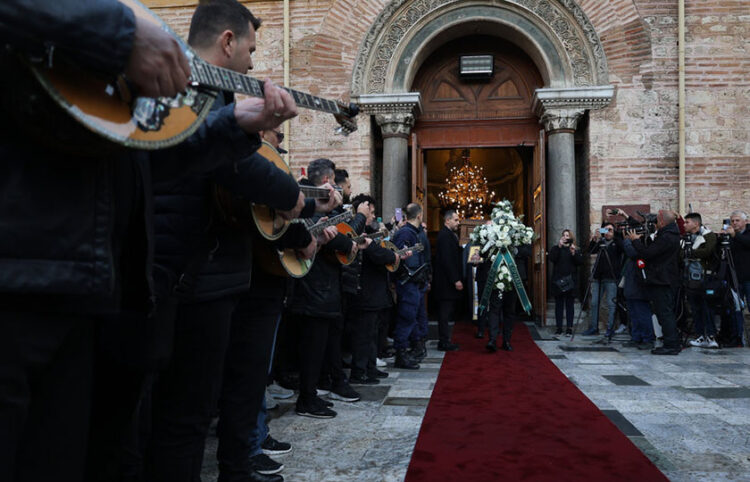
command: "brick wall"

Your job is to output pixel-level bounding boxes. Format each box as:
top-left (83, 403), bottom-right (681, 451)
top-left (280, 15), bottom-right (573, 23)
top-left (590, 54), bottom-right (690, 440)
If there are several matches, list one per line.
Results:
top-left (149, 0), bottom-right (750, 230)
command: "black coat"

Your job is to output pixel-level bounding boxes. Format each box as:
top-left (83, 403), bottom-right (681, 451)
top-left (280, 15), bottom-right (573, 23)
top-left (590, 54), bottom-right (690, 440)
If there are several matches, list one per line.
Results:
top-left (549, 244), bottom-right (584, 296)
top-left (730, 227), bottom-right (750, 282)
top-left (433, 226), bottom-right (463, 300)
top-left (347, 242), bottom-right (397, 311)
top-left (152, 93), bottom-right (299, 303)
top-left (587, 237), bottom-right (623, 280)
top-left (631, 222), bottom-right (681, 288)
top-left (287, 196), bottom-right (366, 318)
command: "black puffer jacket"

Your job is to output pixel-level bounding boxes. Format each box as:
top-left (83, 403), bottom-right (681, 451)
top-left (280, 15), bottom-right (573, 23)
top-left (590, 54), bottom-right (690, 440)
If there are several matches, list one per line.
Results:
top-left (287, 197), bottom-right (366, 319)
top-left (152, 93), bottom-right (299, 302)
top-left (631, 222), bottom-right (681, 288)
top-left (549, 244), bottom-right (584, 296)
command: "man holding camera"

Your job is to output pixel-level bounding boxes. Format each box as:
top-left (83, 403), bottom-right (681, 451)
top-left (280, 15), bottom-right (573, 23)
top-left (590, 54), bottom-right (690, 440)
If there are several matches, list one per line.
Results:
top-left (584, 223), bottom-right (623, 336)
top-left (682, 213), bottom-right (719, 348)
top-left (723, 210), bottom-right (750, 346)
top-left (625, 210), bottom-right (682, 355)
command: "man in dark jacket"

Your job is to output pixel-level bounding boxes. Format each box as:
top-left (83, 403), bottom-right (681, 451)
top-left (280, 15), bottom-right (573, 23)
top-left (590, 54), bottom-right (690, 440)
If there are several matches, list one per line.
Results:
top-left (345, 195), bottom-right (410, 384)
top-left (286, 159), bottom-right (366, 418)
top-left (682, 213), bottom-right (719, 348)
top-left (626, 210), bottom-right (682, 355)
top-left (433, 210), bottom-right (463, 351)
top-left (392, 204), bottom-right (429, 369)
top-left (583, 223), bottom-right (623, 336)
top-left (144, 4), bottom-right (301, 481)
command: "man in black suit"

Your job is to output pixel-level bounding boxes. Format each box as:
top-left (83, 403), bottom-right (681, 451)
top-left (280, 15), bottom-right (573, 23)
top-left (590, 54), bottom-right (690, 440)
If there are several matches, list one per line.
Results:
top-left (433, 210), bottom-right (463, 351)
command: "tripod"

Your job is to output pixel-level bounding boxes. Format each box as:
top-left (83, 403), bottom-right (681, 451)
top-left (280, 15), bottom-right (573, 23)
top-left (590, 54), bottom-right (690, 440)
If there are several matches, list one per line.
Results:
top-left (570, 238), bottom-right (618, 343)
top-left (714, 240), bottom-right (745, 346)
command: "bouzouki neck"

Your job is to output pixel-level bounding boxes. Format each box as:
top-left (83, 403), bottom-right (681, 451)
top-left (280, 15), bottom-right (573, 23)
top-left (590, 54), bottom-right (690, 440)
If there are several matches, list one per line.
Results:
top-left (303, 212), bottom-right (354, 237)
top-left (395, 243), bottom-right (424, 257)
top-left (299, 185), bottom-right (343, 200)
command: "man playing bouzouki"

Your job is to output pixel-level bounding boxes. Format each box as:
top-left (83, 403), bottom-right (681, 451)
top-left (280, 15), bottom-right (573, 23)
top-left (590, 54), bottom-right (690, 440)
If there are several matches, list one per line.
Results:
top-left (0, 1), bottom-right (293, 482)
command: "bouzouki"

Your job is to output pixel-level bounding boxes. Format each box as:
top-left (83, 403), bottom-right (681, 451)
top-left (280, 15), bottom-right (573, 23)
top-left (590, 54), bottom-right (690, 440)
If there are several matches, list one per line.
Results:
top-left (381, 241), bottom-right (425, 272)
top-left (214, 141), bottom-right (342, 240)
top-left (22, 0), bottom-right (358, 153)
top-left (256, 212), bottom-right (354, 278)
top-left (334, 227), bottom-right (390, 265)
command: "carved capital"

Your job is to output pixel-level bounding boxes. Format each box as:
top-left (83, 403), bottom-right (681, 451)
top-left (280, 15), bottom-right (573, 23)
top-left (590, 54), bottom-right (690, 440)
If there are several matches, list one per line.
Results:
top-left (375, 112), bottom-right (415, 138)
top-left (540, 109), bottom-right (585, 132)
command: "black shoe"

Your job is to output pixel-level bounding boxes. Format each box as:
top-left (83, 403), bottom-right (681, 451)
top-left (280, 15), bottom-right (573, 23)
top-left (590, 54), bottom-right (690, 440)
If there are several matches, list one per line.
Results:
top-left (437, 342), bottom-right (459, 351)
top-left (369, 368), bottom-right (389, 379)
top-left (249, 453), bottom-right (284, 475)
top-left (295, 398), bottom-right (337, 418)
top-left (409, 339), bottom-right (427, 362)
top-left (501, 341), bottom-right (513, 351)
top-left (565, 329), bottom-right (573, 336)
top-left (349, 375), bottom-right (380, 385)
top-left (394, 349), bottom-right (420, 369)
top-left (636, 342), bottom-right (655, 350)
top-left (622, 340), bottom-right (640, 348)
top-left (262, 434), bottom-right (292, 455)
top-left (475, 330), bottom-right (484, 339)
top-left (554, 328), bottom-right (563, 335)
top-left (651, 346), bottom-right (681, 356)
top-left (486, 339), bottom-right (498, 352)
top-left (246, 471), bottom-right (283, 482)
top-left (315, 395), bottom-right (333, 408)
top-left (328, 382), bottom-right (361, 402)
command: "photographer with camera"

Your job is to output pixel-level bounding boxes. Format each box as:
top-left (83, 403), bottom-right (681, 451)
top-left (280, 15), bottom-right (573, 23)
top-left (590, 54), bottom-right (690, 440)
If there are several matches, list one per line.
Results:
top-left (550, 229), bottom-right (584, 336)
top-left (720, 210), bottom-right (750, 346)
top-left (625, 210), bottom-right (682, 355)
top-left (583, 222), bottom-right (623, 337)
top-left (681, 213), bottom-right (719, 348)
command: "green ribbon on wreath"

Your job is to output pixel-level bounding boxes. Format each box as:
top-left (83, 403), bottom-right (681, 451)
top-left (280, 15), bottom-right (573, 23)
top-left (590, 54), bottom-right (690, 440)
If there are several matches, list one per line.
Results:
top-left (478, 247), bottom-right (532, 316)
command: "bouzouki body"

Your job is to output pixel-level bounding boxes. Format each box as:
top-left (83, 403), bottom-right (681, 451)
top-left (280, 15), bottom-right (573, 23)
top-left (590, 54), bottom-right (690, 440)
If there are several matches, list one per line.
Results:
top-left (24, 0), bottom-right (358, 153)
top-left (382, 240), bottom-right (401, 272)
top-left (250, 143), bottom-right (293, 240)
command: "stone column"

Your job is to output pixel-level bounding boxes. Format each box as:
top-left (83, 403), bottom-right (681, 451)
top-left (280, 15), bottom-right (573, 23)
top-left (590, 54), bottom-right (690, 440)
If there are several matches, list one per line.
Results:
top-left (542, 109), bottom-right (584, 248)
top-left (376, 112), bottom-right (414, 218)
top-left (353, 93), bottom-right (422, 220)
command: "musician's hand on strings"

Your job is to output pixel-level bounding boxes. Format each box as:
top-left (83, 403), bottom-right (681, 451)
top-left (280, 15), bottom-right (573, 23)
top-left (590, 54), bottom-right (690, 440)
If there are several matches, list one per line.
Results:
top-left (315, 226), bottom-right (338, 246)
top-left (399, 250), bottom-right (413, 260)
top-left (278, 192), bottom-right (305, 220)
top-left (126, 15), bottom-right (190, 98)
top-left (350, 241), bottom-right (359, 256)
top-left (297, 237), bottom-right (317, 260)
top-left (455, 281), bottom-right (464, 291)
top-left (315, 183), bottom-right (341, 213)
top-left (359, 237), bottom-right (372, 248)
top-left (233, 79), bottom-right (298, 133)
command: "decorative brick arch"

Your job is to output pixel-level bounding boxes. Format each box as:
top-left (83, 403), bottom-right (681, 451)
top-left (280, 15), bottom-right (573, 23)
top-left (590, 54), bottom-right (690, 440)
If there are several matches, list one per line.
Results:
top-left (350, 0), bottom-right (611, 95)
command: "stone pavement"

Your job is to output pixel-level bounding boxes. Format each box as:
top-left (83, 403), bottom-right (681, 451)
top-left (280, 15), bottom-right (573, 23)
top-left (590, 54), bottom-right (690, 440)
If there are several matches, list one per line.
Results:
top-left (201, 323), bottom-right (750, 481)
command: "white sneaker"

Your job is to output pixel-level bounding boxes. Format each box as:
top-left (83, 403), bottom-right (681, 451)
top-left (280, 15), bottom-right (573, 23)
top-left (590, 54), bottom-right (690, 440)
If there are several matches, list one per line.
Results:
top-left (705, 336), bottom-right (719, 349)
top-left (265, 389), bottom-right (279, 410)
top-left (267, 382), bottom-right (294, 400)
top-left (689, 336), bottom-right (707, 348)
top-left (614, 325), bottom-right (627, 334)
top-left (376, 358), bottom-right (387, 368)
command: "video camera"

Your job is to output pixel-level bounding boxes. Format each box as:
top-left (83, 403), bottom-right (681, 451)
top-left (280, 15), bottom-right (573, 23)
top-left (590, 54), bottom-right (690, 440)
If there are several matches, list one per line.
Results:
top-left (615, 210), bottom-right (657, 238)
top-left (718, 218), bottom-right (731, 247)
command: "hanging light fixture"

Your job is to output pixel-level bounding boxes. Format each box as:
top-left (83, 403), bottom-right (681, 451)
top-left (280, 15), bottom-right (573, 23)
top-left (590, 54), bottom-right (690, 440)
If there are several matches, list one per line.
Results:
top-left (438, 149), bottom-right (495, 219)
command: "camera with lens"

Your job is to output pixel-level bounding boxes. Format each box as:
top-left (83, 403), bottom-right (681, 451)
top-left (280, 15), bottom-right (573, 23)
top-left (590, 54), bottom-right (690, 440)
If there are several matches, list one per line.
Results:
top-left (718, 218), bottom-right (731, 246)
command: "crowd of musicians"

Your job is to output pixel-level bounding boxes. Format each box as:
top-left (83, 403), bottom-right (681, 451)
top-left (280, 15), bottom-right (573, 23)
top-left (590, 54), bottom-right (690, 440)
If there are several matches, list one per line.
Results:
top-left (0, 1), bottom-right (467, 481)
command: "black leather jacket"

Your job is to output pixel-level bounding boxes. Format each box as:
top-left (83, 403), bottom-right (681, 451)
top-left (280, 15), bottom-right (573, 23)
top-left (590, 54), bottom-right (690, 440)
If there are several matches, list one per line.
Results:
top-left (631, 222), bottom-right (681, 288)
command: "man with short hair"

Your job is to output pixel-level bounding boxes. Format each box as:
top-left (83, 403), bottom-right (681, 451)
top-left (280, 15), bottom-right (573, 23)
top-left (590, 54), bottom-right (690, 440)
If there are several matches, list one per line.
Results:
top-left (682, 213), bottom-right (719, 348)
top-left (392, 203), bottom-right (430, 369)
top-left (433, 210), bottom-right (463, 351)
top-left (626, 210), bottom-right (682, 355)
top-left (723, 210), bottom-right (750, 346)
top-left (584, 222), bottom-right (623, 336)
top-left (334, 168), bottom-right (352, 204)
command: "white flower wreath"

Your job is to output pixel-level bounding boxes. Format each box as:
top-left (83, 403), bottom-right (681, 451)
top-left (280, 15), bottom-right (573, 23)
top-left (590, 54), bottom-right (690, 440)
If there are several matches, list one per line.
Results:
top-left (469, 200), bottom-right (535, 293)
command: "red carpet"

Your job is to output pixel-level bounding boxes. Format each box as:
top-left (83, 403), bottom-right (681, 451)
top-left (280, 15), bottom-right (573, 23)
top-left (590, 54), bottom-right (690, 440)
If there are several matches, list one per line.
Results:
top-left (404, 322), bottom-right (668, 482)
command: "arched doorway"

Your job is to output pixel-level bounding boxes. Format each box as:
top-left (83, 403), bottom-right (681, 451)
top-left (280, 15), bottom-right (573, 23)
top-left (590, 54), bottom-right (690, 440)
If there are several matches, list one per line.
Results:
top-left (410, 35), bottom-right (547, 321)
top-left (352, 0), bottom-right (614, 324)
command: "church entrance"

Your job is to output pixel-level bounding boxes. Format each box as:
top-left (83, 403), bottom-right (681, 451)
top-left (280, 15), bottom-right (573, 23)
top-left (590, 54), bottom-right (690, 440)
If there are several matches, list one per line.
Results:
top-left (409, 35), bottom-right (548, 323)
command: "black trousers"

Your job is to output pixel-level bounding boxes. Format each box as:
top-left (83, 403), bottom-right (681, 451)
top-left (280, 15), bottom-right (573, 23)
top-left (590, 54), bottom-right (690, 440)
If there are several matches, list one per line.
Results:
top-left (320, 315), bottom-right (346, 387)
top-left (145, 295), bottom-right (238, 482)
top-left (217, 295), bottom-right (281, 482)
top-left (648, 284), bottom-right (679, 349)
top-left (0, 310), bottom-right (95, 482)
top-left (438, 299), bottom-right (458, 344)
top-left (294, 314), bottom-right (331, 404)
top-left (349, 309), bottom-right (384, 379)
top-left (479, 290), bottom-right (514, 342)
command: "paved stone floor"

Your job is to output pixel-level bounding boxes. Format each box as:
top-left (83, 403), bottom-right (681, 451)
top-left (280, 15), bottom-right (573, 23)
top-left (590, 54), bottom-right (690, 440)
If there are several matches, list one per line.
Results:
top-left (202, 323), bottom-right (750, 482)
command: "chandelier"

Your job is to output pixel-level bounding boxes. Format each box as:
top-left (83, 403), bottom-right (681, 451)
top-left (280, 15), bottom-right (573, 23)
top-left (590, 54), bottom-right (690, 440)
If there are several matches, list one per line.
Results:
top-left (438, 149), bottom-right (495, 219)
